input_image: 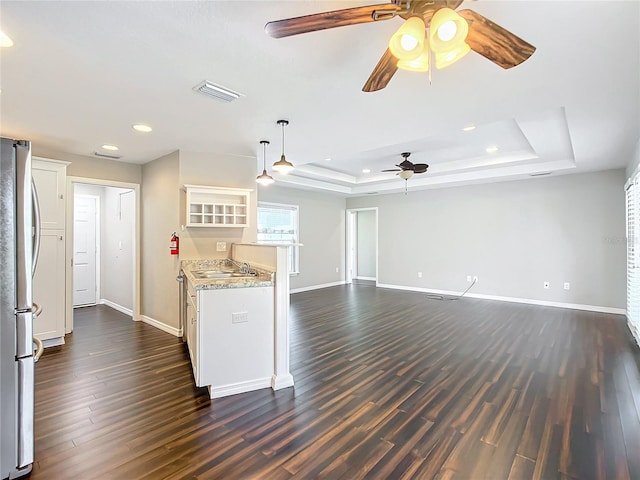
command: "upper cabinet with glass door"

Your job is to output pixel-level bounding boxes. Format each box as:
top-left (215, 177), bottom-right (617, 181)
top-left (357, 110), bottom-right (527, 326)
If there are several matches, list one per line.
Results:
top-left (185, 185), bottom-right (251, 228)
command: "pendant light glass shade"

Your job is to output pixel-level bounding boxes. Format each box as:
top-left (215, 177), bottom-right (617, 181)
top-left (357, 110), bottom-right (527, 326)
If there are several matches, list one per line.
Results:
top-left (429, 8), bottom-right (469, 53)
top-left (273, 119), bottom-right (294, 174)
top-left (389, 17), bottom-right (426, 61)
top-left (256, 140), bottom-right (275, 186)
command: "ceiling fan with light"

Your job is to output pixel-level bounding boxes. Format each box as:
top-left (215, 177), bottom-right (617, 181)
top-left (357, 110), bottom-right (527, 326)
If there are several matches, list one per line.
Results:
top-left (382, 152), bottom-right (428, 179)
top-left (265, 0), bottom-right (536, 92)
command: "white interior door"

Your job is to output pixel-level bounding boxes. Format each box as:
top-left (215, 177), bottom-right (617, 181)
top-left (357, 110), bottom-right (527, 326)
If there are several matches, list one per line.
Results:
top-left (73, 195), bottom-right (97, 306)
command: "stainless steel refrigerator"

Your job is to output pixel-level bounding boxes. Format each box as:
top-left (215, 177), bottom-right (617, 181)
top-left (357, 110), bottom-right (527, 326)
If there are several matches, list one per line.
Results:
top-left (1, 138), bottom-right (42, 479)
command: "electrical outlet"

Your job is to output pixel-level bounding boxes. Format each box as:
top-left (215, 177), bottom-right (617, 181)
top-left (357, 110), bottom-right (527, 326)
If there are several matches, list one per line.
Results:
top-left (473, 276), bottom-right (478, 283)
top-left (564, 282), bottom-right (570, 290)
top-left (335, 267), bottom-right (339, 273)
top-left (231, 312), bottom-right (248, 324)
top-left (417, 272), bottom-right (422, 278)
top-left (466, 275), bottom-right (472, 282)
top-left (544, 281), bottom-right (550, 289)
top-left (216, 242), bottom-right (227, 252)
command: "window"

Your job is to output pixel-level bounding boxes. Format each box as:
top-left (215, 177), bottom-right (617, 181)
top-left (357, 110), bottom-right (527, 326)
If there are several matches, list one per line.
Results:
top-left (626, 177), bottom-right (639, 345)
top-left (257, 202), bottom-right (299, 274)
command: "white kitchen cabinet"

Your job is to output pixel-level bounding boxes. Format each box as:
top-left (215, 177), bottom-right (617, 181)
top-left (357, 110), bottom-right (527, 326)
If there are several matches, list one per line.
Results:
top-left (32, 158), bottom-right (67, 230)
top-left (183, 279), bottom-right (275, 398)
top-left (33, 231), bottom-right (66, 343)
top-left (185, 280), bottom-right (199, 384)
top-left (185, 185), bottom-right (251, 227)
top-left (32, 158), bottom-right (68, 344)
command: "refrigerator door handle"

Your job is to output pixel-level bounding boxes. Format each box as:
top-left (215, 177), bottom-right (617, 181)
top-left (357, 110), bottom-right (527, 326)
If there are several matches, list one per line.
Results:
top-left (32, 178), bottom-right (41, 276)
top-left (15, 140), bottom-right (32, 311)
top-left (33, 337), bottom-right (44, 362)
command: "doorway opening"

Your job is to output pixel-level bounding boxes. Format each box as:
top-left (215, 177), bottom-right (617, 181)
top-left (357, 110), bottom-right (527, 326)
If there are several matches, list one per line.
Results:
top-left (65, 177), bottom-right (140, 333)
top-left (346, 208), bottom-right (378, 285)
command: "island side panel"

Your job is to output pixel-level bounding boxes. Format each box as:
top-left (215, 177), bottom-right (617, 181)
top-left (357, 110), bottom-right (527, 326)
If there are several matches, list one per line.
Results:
top-left (199, 286), bottom-right (275, 398)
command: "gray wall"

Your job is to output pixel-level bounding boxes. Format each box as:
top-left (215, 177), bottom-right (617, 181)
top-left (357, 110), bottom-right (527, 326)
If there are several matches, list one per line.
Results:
top-left (356, 210), bottom-right (376, 279)
top-left (34, 147), bottom-right (142, 184)
top-left (347, 169), bottom-right (626, 309)
top-left (179, 151), bottom-right (257, 260)
top-left (141, 151), bottom-right (181, 328)
top-left (257, 185), bottom-right (346, 291)
top-left (101, 187), bottom-right (134, 311)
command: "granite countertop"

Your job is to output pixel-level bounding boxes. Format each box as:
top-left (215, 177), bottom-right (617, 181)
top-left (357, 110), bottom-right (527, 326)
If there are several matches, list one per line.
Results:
top-left (181, 259), bottom-right (274, 290)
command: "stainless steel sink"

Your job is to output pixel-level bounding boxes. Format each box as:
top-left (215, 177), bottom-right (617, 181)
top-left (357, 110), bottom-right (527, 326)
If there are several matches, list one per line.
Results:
top-left (191, 270), bottom-right (256, 279)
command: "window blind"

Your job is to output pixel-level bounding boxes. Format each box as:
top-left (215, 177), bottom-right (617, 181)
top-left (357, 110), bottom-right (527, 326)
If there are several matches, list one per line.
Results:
top-left (627, 179), bottom-right (640, 345)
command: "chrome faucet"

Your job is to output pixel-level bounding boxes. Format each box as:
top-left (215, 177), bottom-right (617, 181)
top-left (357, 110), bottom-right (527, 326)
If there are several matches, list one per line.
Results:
top-left (226, 258), bottom-right (250, 274)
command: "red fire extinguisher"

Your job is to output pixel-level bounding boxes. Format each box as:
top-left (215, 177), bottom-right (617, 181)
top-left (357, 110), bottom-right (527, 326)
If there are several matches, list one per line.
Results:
top-left (170, 232), bottom-right (179, 255)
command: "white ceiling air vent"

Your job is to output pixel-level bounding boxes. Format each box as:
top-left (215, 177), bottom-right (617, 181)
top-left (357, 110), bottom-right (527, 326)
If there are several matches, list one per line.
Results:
top-left (193, 80), bottom-right (242, 103)
top-left (94, 151), bottom-right (122, 160)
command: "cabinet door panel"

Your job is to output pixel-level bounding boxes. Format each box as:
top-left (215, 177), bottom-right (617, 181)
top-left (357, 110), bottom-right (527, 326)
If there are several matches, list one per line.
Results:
top-left (32, 160), bottom-right (66, 230)
top-left (33, 231), bottom-right (65, 340)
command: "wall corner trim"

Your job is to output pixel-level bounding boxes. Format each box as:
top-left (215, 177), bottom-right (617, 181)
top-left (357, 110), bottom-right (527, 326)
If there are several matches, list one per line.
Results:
top-left (376, 283), bottom-right (627, 315)
top-left (140, 315), bottom-right (183, 337)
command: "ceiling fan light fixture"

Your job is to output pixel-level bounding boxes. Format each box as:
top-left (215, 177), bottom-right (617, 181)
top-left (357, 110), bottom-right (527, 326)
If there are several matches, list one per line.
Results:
top-left (274, 119), bottom-right (295, 174)
top-left (435, 42), bottom-right (471, 69)
top-left (397, 47), bottom-right (430, 72)
top-left (429, 8), bottom-right (468, 53)
top-left (257, 140), bottom-right (275, 186)
top-left (398, 170), bottom-right (414, 180)
top-left (389, 16), bottom-right (425, 61)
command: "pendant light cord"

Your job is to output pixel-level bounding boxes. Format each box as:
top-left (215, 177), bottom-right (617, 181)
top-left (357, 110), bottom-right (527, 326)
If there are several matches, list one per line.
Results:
top-left (263, 141), bottom-right (267, 169)
top-left (281, 122), bottom-right (285, 157)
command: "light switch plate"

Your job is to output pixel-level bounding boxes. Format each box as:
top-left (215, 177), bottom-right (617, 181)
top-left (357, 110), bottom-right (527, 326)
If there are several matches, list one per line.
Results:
top-left (216, 242), bottom-right (227, 252)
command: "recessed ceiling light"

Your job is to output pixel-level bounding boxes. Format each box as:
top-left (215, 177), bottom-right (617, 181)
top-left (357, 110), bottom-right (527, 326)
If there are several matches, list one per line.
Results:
top-left (0, 31), bottom-right (13, 48)
top-left (462, 125), bottom-right (476, 132)
top-left (325, 158), bottom-right (332, 161)
top-left (101, 144), bottom-right (119, 151)
top-left (132, 124), bottom-right (152, 133)
top-left (362, 168), bottom-right (371, 173)
top-left (486, 146), bottom-right (498, 153)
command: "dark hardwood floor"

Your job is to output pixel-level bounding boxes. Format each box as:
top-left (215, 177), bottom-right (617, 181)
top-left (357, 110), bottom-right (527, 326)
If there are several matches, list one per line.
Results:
top-left (30, 285), bottom-right (640, 479)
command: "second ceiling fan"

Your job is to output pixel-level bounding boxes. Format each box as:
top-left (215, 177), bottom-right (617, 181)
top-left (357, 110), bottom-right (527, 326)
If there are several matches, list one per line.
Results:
top-left (265, 0), bottom-right (536, 92)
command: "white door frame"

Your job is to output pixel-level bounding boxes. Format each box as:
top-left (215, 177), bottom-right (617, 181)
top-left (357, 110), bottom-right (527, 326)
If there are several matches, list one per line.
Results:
top-left (345, 207), bottom-right (378, 286)
top-left (73, 193), bottom-right (101, 307)
top-left (65, 177), bottom-right (141, 333)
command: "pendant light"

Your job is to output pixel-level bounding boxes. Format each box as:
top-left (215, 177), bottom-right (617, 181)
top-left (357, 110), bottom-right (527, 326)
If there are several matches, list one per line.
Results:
top-left (272, 119), bottom-right (294, 174)
top-left (256, 140), bottom-right (275, 186)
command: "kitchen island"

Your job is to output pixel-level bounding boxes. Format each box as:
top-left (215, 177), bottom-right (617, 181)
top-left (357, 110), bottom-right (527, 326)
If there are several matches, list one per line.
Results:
top-left (181, 258), bottom-right (277, 399)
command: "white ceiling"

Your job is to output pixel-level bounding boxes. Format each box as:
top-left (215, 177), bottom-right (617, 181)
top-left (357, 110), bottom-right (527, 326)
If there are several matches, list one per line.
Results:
top-left (1, 1), bottom-right (638, 195)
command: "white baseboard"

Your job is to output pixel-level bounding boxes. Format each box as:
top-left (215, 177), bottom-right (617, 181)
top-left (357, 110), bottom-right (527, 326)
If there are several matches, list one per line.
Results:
top-left (100, 299), bottom-right (133, 317)
top-left (271, 373), bottom-right (295, 391)
top-left (628, 317), bottom-right (640, 347)
top-left (291, 280), bottom-right (346, 294)
top-left (41, 337), bottom-right (65, 348)
top-left (376, 283), bottom-right (626, 315)
top-left (209, 377), bottom-right (272, 399)
top-left (140, 315), bottom-right (183, 337)
top-left (355, 276), bottom-right (376, 281)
